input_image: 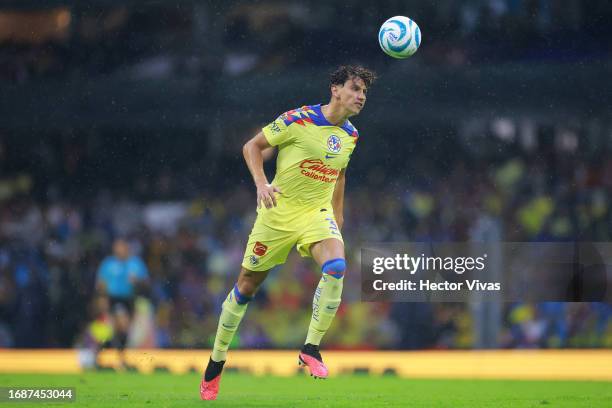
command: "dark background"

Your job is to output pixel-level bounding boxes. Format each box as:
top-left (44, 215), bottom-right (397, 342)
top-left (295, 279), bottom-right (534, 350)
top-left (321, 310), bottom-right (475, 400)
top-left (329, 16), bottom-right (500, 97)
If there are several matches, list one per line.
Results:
top-left (0, 0), bottom-right (611, 350)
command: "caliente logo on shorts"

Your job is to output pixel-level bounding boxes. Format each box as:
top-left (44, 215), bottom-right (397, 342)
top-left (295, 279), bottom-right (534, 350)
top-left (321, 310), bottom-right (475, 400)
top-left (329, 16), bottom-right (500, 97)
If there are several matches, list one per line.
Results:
top-left (327, 135), bottom-right (342, 153)
top-left (253, 241), bottom-right (268, 256)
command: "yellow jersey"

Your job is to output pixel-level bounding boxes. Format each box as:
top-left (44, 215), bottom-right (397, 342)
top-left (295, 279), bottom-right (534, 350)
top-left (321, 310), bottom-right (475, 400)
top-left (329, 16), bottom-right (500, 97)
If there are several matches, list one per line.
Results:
top-left (261, 104), bottom-right (359, 212)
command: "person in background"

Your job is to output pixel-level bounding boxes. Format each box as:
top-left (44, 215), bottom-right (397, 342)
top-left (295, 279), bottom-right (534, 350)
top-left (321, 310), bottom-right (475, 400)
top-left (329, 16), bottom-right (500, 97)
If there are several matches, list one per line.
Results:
top-left (96, 238), bottom-right (149, 368)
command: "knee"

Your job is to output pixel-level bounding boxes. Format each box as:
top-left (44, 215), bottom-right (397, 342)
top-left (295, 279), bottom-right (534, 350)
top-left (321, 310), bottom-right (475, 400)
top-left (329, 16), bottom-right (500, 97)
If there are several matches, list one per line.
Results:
top-left (322, 258), bottom-right (346, 279)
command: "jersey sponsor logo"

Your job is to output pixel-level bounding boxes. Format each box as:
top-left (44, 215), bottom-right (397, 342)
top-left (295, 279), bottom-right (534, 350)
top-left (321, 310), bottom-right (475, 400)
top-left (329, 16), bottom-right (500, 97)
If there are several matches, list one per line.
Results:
top-left (270, 121), bottom-right (282, 133)
top-left (299, 159), bottom-right (339, 183)
top-left (253, 241), bottom-right (268, 256)
top-left (327, 135), bottom-right (342, 153)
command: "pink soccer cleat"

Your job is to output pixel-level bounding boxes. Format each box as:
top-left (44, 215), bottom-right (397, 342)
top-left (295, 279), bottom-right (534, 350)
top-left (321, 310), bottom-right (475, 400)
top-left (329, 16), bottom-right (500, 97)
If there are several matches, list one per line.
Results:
top-left (298, 344), bottom-right (329, 379)
top-left (200, 358), bottom-right (225, 400)
top-left (200, 376), bottom-right (221, 400)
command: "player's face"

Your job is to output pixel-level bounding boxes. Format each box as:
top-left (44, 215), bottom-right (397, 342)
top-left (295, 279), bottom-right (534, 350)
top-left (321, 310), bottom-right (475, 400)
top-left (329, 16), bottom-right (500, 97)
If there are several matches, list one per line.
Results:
top-left (335, 76), bottom-right (367, 116)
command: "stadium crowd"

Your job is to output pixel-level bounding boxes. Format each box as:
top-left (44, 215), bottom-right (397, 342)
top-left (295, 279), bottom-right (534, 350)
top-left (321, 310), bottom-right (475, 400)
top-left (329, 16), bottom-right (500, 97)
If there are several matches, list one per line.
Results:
top-left (1, 0), bottom-right (610, 354)
top-left (0, 125), bottom-right (610, 350)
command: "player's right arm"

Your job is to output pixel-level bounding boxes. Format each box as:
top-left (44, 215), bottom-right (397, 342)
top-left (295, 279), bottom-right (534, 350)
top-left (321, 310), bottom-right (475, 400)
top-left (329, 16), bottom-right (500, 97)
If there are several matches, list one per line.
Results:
top-left (243, 131), bottom-right (282, 209)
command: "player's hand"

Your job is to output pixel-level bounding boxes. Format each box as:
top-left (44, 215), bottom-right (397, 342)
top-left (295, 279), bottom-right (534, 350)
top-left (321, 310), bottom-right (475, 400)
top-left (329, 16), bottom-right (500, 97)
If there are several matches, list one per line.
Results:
top-left (256, 183), bottom-right (282, 209)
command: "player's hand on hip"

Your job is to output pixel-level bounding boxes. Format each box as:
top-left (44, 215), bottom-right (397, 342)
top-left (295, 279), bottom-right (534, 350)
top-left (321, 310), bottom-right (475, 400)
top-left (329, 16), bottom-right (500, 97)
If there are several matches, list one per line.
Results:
top-left (256, 183), bottom-right (282, 209)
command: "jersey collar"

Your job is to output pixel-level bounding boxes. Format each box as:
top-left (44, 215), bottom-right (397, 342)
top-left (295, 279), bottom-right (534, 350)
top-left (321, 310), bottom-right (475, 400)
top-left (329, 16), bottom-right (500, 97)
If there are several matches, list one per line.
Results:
top-left (312, 104), bottom-right (345, 127)
top-left (312, 104), bottom-right (357, 138)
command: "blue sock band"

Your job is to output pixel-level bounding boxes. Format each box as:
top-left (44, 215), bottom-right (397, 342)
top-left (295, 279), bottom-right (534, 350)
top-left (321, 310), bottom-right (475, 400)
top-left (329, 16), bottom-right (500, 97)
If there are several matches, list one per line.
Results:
top-left (321, 258), bottom-right (346, 279)
top-left (232, 284), bottom-right (253, 305)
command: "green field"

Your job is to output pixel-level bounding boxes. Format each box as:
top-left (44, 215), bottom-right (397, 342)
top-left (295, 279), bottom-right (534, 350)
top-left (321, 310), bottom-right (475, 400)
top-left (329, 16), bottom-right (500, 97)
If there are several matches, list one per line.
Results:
top-left (0, 372), bottom-right (611, 407)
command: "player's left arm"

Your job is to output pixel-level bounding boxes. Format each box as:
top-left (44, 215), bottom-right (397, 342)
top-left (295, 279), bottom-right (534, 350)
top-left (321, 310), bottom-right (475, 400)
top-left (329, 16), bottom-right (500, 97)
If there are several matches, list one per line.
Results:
top-left (332, 168), bottom-right (346, 230)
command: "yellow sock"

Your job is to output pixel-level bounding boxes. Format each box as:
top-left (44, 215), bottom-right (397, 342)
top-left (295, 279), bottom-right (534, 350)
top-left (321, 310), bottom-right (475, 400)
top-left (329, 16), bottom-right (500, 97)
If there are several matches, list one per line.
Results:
top-left (306, 274), bottom-right (343, 346)
top-left (211, 285), bottom-right (251, 362)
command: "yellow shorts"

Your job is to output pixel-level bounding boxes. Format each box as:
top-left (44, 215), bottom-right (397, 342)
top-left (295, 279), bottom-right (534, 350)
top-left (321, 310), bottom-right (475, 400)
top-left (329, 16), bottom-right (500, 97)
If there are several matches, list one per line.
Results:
top-left (241, 205), bottom-right (343, 272)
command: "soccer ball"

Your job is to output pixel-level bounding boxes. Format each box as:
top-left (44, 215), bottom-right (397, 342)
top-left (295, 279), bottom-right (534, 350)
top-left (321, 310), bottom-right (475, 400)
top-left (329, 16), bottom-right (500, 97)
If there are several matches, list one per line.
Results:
top-left (378, 16), bottom-right (421, 59)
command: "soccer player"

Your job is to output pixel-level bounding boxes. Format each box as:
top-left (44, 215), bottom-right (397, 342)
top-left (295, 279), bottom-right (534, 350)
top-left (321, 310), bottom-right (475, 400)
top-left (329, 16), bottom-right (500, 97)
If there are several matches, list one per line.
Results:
top-left (200, 65), bottom-right (376, 400)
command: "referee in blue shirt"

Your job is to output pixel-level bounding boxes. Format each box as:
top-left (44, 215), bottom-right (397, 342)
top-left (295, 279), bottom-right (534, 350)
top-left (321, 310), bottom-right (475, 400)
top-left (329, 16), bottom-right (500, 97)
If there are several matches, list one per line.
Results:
top-left (96, 238), bottom-right (149, 366)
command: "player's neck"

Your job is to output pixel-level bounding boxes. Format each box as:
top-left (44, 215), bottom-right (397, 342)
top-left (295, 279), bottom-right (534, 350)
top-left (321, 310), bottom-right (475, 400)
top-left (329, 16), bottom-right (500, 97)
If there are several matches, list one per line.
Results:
top-left (321, 103), bottom-right (349, 126)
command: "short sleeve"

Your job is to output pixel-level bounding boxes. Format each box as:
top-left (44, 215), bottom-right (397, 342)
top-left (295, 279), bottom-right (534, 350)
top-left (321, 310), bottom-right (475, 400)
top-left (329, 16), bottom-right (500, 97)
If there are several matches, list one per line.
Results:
top-left (342, 154), bottom-right (352, 170)
top-left (129, 257), bottom-right (149, 279)
top-left (262, 113), bottom-right (293, 146)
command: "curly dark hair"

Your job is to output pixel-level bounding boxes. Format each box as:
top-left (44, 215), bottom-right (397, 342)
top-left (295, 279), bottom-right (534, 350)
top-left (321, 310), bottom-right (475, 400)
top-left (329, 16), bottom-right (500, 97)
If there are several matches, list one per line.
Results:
top-left (329, 65), bottom-right (377, 89)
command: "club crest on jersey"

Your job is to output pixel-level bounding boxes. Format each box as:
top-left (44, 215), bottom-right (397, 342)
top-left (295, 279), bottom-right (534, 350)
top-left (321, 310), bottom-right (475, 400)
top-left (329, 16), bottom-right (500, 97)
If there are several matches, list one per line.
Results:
top-left (327, 135), bottom-right (342, 153)
top-left (253, 241), bottom-right (268, 256)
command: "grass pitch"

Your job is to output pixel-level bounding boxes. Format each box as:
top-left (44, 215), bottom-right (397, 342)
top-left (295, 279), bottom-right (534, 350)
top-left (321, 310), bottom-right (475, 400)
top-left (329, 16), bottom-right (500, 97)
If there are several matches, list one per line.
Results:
top-left (0, 372), bottom-right (610, 407)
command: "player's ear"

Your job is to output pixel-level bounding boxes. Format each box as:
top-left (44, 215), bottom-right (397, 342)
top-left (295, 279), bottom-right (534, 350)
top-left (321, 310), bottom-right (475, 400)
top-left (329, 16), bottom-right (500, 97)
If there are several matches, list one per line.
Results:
top-left (330, 84), bottom-right (340, 99)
